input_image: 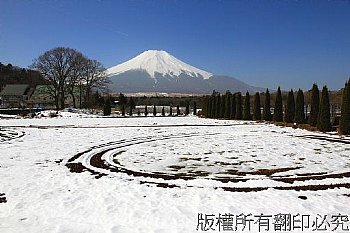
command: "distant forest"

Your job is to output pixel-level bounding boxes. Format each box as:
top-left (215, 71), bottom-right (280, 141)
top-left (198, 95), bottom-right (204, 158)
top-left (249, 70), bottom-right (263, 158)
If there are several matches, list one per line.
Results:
top-left (0, 62), bottom-right (48, 91)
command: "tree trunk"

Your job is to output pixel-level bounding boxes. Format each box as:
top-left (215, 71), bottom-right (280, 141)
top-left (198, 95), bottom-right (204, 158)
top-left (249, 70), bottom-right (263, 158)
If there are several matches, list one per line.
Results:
top-left (71, 93), bottom-right (76, 108)
top-left (60, 86), bottom-right (65, 109)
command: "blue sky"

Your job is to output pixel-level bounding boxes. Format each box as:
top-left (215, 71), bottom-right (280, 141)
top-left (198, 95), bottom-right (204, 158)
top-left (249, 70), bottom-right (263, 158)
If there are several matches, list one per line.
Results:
top-left (1, 0), bottom-right (350, 90)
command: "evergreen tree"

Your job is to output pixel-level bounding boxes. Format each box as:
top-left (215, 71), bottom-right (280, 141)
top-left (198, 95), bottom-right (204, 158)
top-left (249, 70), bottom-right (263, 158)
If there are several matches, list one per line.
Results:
top-left (162, 106), bottom-right (165, 116)
top-left (176, 105), bottom-right (180, 116)
top-left (103, 98), bottom-right (111, 116)
top-left (185, 101), bottom-right (190, 115)
top-left (216, 94), bottom-right (221, 118)
top-left (308, 83), bottom-right (320, 126)
top-left (253, 92), bottom-right (261, 121)
top-left (274, 87), bottom-right (283, 122)
top-left (207, 96), bottom-right (212, 118)
top-left (224, 92), bottom-right (231, 119)
top-left (118, 93), bottom-right (127, 106)
top-left (230, 94), bottom-right (236, 119)
top-left (235, 92), bottom-right (243, 120)
top-left (317, 86), bottom-right (332, 132)
top-left (263, 89), bottom-right (272, 121)
top-left (340, 80), bottom-right (350, 134)
top-left (121, 105), bottom-right (125, 116)
top-left (193, 101), bottom-right (197, 116)
top-left (220, 94), bottom-right (225, 118)
top-left (153, 104), bottom-right (157, 116)
top-left (144, 105), bottom-right (148, 116)
top-left (211, 95), bottom-right (216, 118)
top-left (243, 91), bottom-right (252, 120)
top-left (169, 106), bottom-right (173, 116)
top-left (285, 89), bottom-right (295, 123)
top-left (294, 89), bottom-right (305, 124)
top-left (128, 97), bottom-right (135, 116)
top-left (201, 98), bottom-right (207, 117)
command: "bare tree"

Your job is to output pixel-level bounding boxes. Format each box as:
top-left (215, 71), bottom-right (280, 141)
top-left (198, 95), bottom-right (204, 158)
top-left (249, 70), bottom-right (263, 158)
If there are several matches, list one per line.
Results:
top-left (31, 47), bottom-right (84, 109)
top-left (81, 59), bottom-right (109, 108)
top-left (66, 53), bottom-right (86, 108)
top-left (31, 47), bottom-right (108, 109)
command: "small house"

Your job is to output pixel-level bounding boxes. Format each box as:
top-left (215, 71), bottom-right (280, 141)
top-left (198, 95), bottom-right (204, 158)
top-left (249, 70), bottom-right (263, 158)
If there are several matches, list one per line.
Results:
top-left (0, 84), bottom-right (35, 108)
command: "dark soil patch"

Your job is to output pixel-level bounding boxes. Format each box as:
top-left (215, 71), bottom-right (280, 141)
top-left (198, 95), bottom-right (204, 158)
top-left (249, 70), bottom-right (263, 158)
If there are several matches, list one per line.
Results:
top-left (296, 135), bottom-right (350, 144)
top-left (295, 172), bottom-right (327, 176)
top-left (272, 172), bottom-right (350, 184)
top-left (0, 193), bottom-right (7, 203)
top-left (224, 167), bottom-right (300, 176)
top-left (220, 186), bottom-right (269, 192)
top-left (66, 163), bottom-right (86, 173)
top-left (65, 162), bottom-right (107, 179)
top-left (211, 177), bottom-right (249, 183)
top-left (168, 165), bottom-right (186, 170)
top-left (275, 183), bottom-right (350, 191)
top-left (139, 181), bottom-right (180, 188)
top-left (55, 159), bottom-right (63, 164)
top-left (249, 167), bottom-right (301, 176)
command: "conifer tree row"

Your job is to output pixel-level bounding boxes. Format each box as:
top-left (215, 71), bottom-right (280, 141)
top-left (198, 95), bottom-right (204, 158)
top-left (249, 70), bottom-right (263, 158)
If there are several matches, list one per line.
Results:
top-left (201, 91), bottom-right (244, 120)
top-left (200, 81), bottom-right (347, 135)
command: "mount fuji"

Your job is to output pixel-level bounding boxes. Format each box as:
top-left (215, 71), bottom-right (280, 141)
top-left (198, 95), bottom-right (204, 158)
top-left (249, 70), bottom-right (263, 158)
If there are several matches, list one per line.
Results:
top-left (106, 50), bottom-right (263, 94)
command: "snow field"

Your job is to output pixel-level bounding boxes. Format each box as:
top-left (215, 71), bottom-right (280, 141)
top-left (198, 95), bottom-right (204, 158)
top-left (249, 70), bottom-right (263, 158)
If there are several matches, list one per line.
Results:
top-left (0, 116), bottom-right (349, 233)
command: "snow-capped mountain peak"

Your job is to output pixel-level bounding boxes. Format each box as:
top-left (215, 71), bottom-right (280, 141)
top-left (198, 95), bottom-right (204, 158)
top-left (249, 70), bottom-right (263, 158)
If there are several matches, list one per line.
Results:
top-left (107, 50), bottom-right (213, 80)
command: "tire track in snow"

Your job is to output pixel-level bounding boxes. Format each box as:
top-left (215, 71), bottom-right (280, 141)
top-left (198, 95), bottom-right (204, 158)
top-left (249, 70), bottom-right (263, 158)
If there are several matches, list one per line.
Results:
top-left (0, 128), bottom-right (25, 142)
top-left (65, 131), bottom-right (350, 192)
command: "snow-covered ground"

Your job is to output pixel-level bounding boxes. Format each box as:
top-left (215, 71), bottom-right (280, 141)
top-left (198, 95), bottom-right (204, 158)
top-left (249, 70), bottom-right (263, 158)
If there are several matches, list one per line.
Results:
top-left (0, 115), bottom-right (349, 233)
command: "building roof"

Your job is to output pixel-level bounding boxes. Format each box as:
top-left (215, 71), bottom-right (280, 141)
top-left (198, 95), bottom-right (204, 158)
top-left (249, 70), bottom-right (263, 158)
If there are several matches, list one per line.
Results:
top-left (0, 84), bottom-right (30, 96)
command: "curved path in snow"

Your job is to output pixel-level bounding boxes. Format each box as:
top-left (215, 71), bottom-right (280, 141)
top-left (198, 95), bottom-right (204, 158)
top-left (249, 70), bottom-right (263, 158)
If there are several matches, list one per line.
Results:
top-left (66, 130), bottom-right (350, 192)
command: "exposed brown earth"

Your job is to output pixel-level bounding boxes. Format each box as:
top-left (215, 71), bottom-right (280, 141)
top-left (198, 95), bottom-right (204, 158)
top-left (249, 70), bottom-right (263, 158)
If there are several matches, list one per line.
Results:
top-left (0, 193), bottom-right (7, 203)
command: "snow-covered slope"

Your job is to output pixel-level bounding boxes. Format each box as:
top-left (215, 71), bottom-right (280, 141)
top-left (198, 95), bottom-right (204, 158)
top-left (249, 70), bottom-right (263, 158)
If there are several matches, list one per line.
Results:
top-left (107, 50), bottom-right (264, 94)
top-left (107, 50), bottom-right (213, 80)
